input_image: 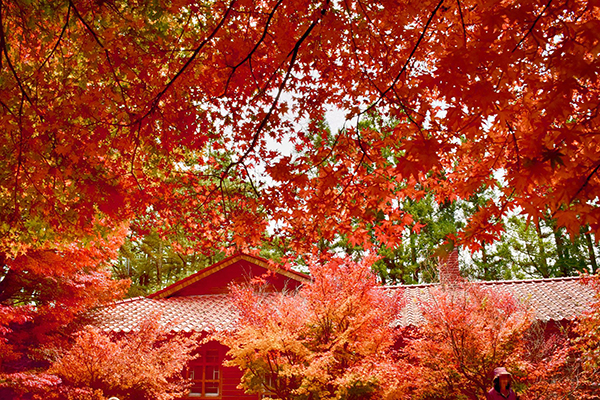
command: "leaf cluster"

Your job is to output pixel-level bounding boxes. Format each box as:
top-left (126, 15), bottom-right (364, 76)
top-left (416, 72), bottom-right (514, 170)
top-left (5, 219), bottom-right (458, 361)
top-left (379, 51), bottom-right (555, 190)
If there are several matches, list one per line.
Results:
top-left (220, 256), bottom-right (405, 400)
top-left (47, 314), bottom-right (199, 400)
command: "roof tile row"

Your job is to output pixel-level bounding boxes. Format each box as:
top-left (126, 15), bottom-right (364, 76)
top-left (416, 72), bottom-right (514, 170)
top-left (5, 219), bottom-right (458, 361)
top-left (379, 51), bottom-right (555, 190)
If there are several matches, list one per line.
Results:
top-left (93, 277), bottom-right (597, 333)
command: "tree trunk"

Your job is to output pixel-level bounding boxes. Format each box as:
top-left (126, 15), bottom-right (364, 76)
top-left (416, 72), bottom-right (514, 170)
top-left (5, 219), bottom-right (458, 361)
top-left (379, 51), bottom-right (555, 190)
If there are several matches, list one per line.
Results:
top-left (157, 241), bottom-right (163, 286)
top-left (553, 227), bottom-right (568, 276)
top-left (481, 244), bottom-right (489, 279)
top-left (535, 220), bottom-right (551, 278)
top-left (0, 266), bottom-right (21, 304)
top-left (584, 232), bottom-right (598, 274)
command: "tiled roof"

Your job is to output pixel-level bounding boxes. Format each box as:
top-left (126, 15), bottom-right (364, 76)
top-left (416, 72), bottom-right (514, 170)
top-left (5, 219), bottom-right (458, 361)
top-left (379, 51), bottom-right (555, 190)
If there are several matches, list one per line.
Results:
top-left (91, 294), bottom-right (240, 333)
top-left (395, 276), bottom-right (596, 327)
top-left (92, 277), bottom-right (597, 333)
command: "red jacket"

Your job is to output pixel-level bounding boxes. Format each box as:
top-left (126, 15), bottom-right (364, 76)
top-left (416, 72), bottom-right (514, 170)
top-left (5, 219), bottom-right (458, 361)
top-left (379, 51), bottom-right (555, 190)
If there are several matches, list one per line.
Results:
top-left (486, 388), bottom-right (517, 400)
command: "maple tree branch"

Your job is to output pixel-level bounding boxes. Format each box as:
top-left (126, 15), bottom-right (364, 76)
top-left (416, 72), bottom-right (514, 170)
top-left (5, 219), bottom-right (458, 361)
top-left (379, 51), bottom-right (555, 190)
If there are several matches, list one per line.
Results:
top-left (344, 0), bottom-right (424, 155)
top-left (330, 152), bottom-right (366, 206)
top-left (222, 0), bottom-right (285, 97)
top-left (365, 0), bottom-right (446, 114)
top-left (354, 128), bottom-right (373, 163)
top-left (310, 130), bottom-right (343, 172)
top-left (391, 91), bottom-right (428, 132)
top-left (494, 104), bottom-right (521, 169)
top-left (13, 96), bottom-right (25, 221)
top-left (36, 3), bottom-right (71, 74)
top-left (241, 161), bottom-right (261, 198)
top-left (129, 122), bottom-right (146, 191)
top-left (222, 0), bottom-right (331, 178)
top-left (0, 98), bottom-right (14, 116)
top-left (0, 0), bottom-right (4, 71)
top-left (344, 1), bottom-right (384, 92)
top-left (218, 175), bottom-right (230, 218)
top-left (69, 0), bottom-right (103, 47)
top-left (489, 135), bottom-right (511, 172)
top-left (569, 160), bottom-right (600, 205)
top-left (246, 55), bottom-right (263, 89)
top-left (0, 1), bottom-right (35, 111)
top-left (512, 0), bottom-right (553, 53)
top-left (456, 0), bottom-right (467, 46)
top-left (139, 0), bottom-right (238, 123)
top-left (69, 0), bottom-right (132, 113)
top-left (343, 0), bottom-right (427, 133)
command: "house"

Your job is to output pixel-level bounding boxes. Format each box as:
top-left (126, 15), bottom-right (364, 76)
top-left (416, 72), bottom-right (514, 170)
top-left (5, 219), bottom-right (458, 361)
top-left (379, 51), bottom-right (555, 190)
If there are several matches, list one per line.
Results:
top-left (92, 252), bottom-right (597, 399)
top-left (93, 253), bottom-right (310, 399)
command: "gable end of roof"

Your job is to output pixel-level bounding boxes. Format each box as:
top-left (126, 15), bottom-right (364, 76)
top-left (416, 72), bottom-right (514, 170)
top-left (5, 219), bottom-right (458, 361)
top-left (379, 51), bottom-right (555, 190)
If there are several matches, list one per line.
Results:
top-left (149, 253), bottom-right (309, 299)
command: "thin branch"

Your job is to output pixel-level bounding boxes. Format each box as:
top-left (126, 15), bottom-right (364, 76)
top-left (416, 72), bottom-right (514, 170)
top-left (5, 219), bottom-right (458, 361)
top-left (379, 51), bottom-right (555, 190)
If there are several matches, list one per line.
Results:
top-left (0, 1), bottom-right (35, 110)
top-left (69, 0), bottom-right (132, 113)
top-left (364, 0), bottom-right (446, 114)
top-left (331, 152), bottom-right (366, 206)
top-left (13, 96), bottom-right (24, 220)
top-left (569, 160), bottom-right (600, 205)
top-left (512, 0), bottom-right (553, 53)
top-left (223, 0), bottom-right (331, 177)
top-left (241, 161), bottom-right (261, 198)
top-left (36, 3), bottom-right (71, 74)
top-left (0, 0), bottom-right (4, 71)
top-left (494, 104), bottom-right (521, 169)
top-left (137, 0), bottom-right (239, 124)
top-left (130, 122), bottom-right (145, 191)
top-left (456, 0), bottom-right (467, 46)
top-left (0, 98), bottom-right (14, 116)
top-left (354, 131), bottom-right (373, 162)
top-left (222, 0), bottom-right (286, 96)
top-left (69, 0), bottom-right (104, 47)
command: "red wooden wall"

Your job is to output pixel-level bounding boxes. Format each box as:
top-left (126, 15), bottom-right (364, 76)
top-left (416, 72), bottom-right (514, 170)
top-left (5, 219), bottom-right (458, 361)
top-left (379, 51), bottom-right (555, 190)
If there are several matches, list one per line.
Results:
top-left (181, 341), bottom-right (259, 400)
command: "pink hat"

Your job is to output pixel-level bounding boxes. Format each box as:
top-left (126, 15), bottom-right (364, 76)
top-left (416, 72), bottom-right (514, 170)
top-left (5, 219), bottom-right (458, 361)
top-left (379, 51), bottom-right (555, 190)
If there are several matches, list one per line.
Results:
top-left (493, 367), bottom-right (512, 380)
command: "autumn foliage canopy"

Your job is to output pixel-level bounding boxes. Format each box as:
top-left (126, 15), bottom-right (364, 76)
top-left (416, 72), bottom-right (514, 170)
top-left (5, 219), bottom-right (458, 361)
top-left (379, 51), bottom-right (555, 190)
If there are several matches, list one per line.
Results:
top-left (1, 0), bottom-right (599, 254)
top-left (48, 314), bottom-right (199, 400)
top-left (1, 0), bottom-right (600, 398)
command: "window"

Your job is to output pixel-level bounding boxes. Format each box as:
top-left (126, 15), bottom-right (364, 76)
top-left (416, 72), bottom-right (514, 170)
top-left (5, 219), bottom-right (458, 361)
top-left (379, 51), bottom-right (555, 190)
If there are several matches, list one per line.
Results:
top-left (259, 373), bottom-right (277, 399)
top-left (187, 348), bottom-right (221, 398)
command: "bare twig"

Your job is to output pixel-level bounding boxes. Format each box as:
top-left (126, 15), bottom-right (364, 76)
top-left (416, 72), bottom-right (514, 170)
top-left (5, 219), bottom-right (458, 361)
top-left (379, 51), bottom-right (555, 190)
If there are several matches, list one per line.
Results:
top-left (222, 0), bottom-right (286, 96)
top-left (364, 0), bottom-right (446, 114)
top-left (222, 0), bottom-right (331, 177)
top-left (512, 0), bottom-right (553, 53)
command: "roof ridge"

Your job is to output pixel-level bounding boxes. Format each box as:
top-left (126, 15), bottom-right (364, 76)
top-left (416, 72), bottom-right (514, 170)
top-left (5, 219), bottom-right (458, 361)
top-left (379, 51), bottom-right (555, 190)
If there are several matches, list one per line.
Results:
top-left (383, 282), bottom-right (439, 289)
top-left (477, 276), bottom-right (583, 284)
top-left (383, 275), bottom-right (583, 290)
top-left (89, 296), bottom-right (150, 311)
top-left (157, 293), bottom-right (231, 299)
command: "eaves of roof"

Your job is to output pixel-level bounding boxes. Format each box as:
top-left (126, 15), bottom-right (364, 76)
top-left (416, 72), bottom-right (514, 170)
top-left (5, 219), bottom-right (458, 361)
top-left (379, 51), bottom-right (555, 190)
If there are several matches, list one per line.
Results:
top-left (93, 276), bottom-right (596, 333)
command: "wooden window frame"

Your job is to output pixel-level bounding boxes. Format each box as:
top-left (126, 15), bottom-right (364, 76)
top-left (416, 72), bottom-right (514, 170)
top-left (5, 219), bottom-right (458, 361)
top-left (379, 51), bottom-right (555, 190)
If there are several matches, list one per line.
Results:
top-left (186, 348), bottom-right (222, 399)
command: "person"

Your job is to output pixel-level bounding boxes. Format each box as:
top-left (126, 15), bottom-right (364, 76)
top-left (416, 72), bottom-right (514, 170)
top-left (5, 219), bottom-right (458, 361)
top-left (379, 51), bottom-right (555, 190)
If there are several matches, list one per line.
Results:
top-left (486, 367), bottom-right (518, 400)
